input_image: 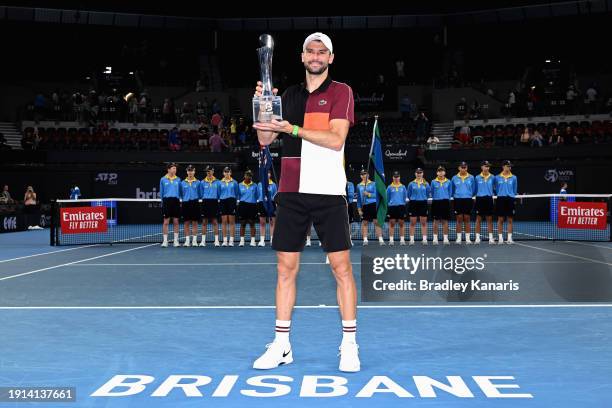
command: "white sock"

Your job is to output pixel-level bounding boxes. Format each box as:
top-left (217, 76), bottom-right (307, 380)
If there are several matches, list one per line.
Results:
top-left (192, 236), bottom-right (198, 245)
top-left (422, 235), bottom-right (427, 242)
top-left (214, 235), bottom-right (219, 243)
top-left (275, 319), bottom-right (291, 344)
top-left (342, 319), bottom-right (357, 344)
top-left (508, 233), bottom-right (513, 240)
top-left (475, 233), bottom-right (480, 240)
top-left (443, 234), bottom-right (449, 241)
top-left (174, 233), bottom-right (179, 242)
top-left (400, 236), bottom-right (405, 242)
top-left (239, 237), bottom-right (245, 244)
top-left (489, 233), bottom-right (494, 241)
top-left (306, 237), bottom-right (311, 244)
top-left (466, 234), bottom-right (472, 242)
top-left (184, 235), bottom-right (190, 243)
top-left (409, 235), bottom-right (415, 242)
top-left (222, 236), bottom-right (228, 244)
top-left (229, 237), bottom-right (234, 244)
top-left (433, 234), bottom-right (438, 241)
top-left (389, 237), bottom-right (394, 243)
top-left (363, 237), bottom-right (368, 242)
top-left (250, 237), bottom-right (256, 244)
top-left (162, 234), bottom-right (168, 243)
top-left (499, 234), bottom-right (504, 241)
top-left (378, 236), bottom-right (384, 242)
top-left (260, 235), bottom-right (265, 242)
top-left (456, 233), bottom-right (463, 241)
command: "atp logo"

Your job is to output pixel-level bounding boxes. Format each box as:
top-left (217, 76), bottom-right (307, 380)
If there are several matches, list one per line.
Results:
top-left (95, 173), bottom-right (118, 185)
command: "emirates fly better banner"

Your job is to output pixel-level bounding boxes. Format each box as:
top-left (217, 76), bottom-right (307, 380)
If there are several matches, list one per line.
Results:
top-left (60, 206), bottom-right (108, 234)
top-left (557, 202), bottom-right (607, 229)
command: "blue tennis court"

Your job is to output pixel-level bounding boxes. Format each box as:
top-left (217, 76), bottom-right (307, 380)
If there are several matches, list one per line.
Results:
top-left (1, 229), bottom-right (612, 407)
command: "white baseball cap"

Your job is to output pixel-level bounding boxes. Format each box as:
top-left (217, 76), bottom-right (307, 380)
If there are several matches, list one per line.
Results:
top-left (303, 32), bottom-right (333, 54)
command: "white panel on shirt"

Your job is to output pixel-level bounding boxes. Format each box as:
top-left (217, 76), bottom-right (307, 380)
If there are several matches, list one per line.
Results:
top-left (299, 139), bottom-right (346, 195)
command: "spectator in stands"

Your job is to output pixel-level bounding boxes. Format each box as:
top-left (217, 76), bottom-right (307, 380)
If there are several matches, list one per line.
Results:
top-left (138, 92), bottom-right (149, 122)
top-left (566, 85), bottom-right (577, 114)
top-left (455, 98), bottom-right (467, 119)
top-left (457, 123), bottom-right (471, 145)
top-left (508, 91), bottom-right (516, 115)
top-left (519, 128), bottom-right (531, 146)
top-left (414, 112), bottom-right (429, 143)
top-left (586, 84), bottom-right (598, 113)
top-left (162, 98), bottom-right (173, 123)
top-left (209, 127), bottom-right (227, 152)
top-left (548, 127), bottom-right (563, 146)
top-left (168, 127), bottom-right (181, 151)
top-left (0, 185), bottom-right (13, 204)
top-left (0, 133), bottom-right (11, 151)
top-left (211, 111), bottom-right (223, 129)
top-left (128, 97), bottom-right (139, 124)
top-left (229, 117), bottom-right (238, 145)
top-left (565, 126), bottom-right (579, 144)
top-left (530, 129), bottom-right (544, 147)
top-left (237, 117), bottom-right (249, 146)
top-left (426, 135), bottom-right (439, 150)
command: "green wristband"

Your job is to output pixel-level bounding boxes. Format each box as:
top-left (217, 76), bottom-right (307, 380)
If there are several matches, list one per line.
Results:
top-left (292, 125), bottom-right (300, 138)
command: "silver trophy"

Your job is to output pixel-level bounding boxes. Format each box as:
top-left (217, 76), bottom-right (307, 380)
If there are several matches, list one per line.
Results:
top-left (253, 34), bottom-right (282, 123)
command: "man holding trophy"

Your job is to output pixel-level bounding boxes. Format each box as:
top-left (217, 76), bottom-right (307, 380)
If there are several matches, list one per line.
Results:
top-left (252, 33), bottom-right (359, 372)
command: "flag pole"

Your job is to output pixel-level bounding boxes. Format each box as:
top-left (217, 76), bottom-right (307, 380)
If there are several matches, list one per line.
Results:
top-left (366, 115), bottom-right (378, 177)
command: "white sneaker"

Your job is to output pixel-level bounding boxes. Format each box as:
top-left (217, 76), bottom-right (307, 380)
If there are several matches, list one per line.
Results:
top-left (443, 239), bottom-right (450, 245)
top-left (388, 240), bottom-right (394, 246)
top-left (253, 342), bottom-right (293, 370)
top-left (379, 240), bottom-right (385, 246)
top-left (228, 241), bottom-right (234, 247)
top-left (305, 240), bottom-right (311, 247)
top-left (507, 238), bottom-right (514, 245)
top-left (400, 240), bottom-right (406, 246)
top-left (432, 239), bottom-right (439, 245)
top-left (455, 238), bottom-right (462, 245)
top-left (363, 240), bottom-right (369, 246)
top-left (339, 342), bottom-right (360, 372)
top-left (250, 239), bottom-right (257, 247)
top-left (200, 239), bottom-right (206, 247)
top-left (422, 240), bottom-right (428, 245)
top-left (173, 240), bottom-right (180, 247)
top-left (475, 237), bottom-right (481, 244)
top-left (465, 239), bottom-right (472, 245)
top-left (214, 241), bottom-right (220, 247)
top-left (488, 239), bottom-right (496, 245)
top-left (258, 240), bottom-right (266, 247)
top-left (498, 239), bottom-right (504, 245)
top-left (183, 240), bottom-right (191, 247)
top-left (161, 241), bottom-right (168, 248)
top-left (221, 241), bottom-right (228, 247)
top-left (239, 241), bottom-right (245, 247)
top-left (408, 240), bottom-right (415, 246)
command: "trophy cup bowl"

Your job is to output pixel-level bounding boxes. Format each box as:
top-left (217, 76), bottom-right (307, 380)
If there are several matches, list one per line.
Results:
top-left (253, 34), bottom-right (282, 123)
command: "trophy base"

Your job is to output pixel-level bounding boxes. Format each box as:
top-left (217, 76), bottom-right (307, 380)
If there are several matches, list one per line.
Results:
top-left (253, 95), bottom-right (282, 123)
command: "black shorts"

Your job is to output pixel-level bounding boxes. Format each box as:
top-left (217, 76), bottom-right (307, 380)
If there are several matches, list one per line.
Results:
top-left (181, 200), bottom-right (201, 221)
top-left (431, 200), bottom-right (451, 220)
top-left (475, 196), bottom-right (494, 216)
top-left (257, 201), bottom-right (276, 218)
top-left (202, 199), bottom-right (219, 219)
top-left (162, 197), bottom-right (180, 219)
top-left (347, 202), bottom-right (357, 223)
top-left (387, 205), bottom-right (406, 220)
top-left (219, 198), bottom-right (237, 216)
top-left (239, 202), bottom-right (258, 221)
top-left (453, 198), bottom-right (473, 215)
top-left (496, 196), bottom-right (515, 217)
top-left (272, 193), bottom-right (351, 253)
top-left (361, 203), bottom-right (377, 222)
top-left (408, 200), bottom-right (428, 217)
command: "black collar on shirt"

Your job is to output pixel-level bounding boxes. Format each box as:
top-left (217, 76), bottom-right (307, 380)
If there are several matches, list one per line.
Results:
top-left (299, 75), bottom-right (333, 94)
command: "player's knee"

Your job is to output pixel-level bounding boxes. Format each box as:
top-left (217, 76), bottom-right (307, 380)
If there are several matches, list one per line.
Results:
top-left (331, 263), bottom-right (353, 281)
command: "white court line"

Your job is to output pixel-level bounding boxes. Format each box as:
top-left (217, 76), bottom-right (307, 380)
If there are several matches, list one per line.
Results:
top-left (1, 304), bottom-right (612, 310)
top-left (70, 260), bottom-right (588, 267)
top-left (515, 242), bottom-right (612, 266)
top-left (564, 241), bottom-right (612, 251)
top-left (0, 244), bottom-right (157, 282)
top-left (0, 244), bottom-right (98, 264)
